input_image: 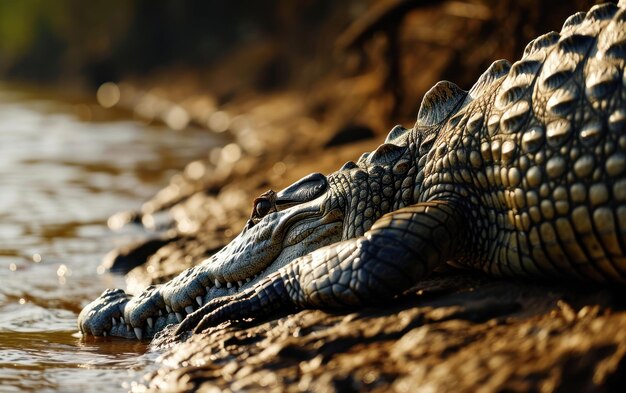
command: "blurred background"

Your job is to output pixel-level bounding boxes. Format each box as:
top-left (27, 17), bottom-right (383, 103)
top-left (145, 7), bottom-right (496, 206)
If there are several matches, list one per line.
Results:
top-left (0, 1), bottom-right (616, 392)
top-left (0, 0), bottom-right (611, 132)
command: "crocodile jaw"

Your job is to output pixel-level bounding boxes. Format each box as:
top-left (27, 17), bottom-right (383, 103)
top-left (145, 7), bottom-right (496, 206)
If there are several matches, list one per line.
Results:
top-left (160, 196), bottom-right (344, 313)
top-left (79, 192), bottom-right (343, 339)
top-left (202, 198), bottom-right (343, 283)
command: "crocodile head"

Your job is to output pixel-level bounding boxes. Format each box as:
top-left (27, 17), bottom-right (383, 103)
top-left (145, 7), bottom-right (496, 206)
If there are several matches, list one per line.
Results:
top-left (193, 172), bottom-right (345, 285)
top-left (79, 172), bottom-right (346, 339)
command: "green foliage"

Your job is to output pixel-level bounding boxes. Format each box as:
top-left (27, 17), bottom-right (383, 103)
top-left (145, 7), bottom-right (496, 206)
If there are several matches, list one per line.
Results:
top-left (0, 0), bottom-right (345, 86)
top-left (0, 0), bottom-right (133, 81)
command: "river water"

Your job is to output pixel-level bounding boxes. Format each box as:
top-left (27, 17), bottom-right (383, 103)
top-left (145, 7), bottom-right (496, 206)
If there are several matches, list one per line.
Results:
top-left (0, 86), bottom-right (221, 392)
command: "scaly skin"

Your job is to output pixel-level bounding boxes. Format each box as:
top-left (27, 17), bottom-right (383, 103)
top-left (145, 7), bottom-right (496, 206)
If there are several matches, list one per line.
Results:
top-left (80, 3), bottom-right (626, 341)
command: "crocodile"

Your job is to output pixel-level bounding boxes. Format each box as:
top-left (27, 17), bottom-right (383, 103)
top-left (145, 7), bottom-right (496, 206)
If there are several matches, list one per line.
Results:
top-left (79, 2), bottom-right (626, 341)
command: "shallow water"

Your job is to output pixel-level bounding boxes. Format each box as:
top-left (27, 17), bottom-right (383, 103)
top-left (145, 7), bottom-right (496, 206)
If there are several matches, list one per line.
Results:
top-left (0, 86), bottom-right (221, 392)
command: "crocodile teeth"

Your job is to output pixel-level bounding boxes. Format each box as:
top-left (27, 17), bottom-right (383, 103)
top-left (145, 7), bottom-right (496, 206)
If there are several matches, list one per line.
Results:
top-left (166, 305), bottom-right (172, 313)
top-left (175, 313), bottom-right (183, 323)
top-left (147, 318), bottom-right (154, 328)
top-left (111, 317), bottom-right (117, 326)
top-left (196, 296), bottom-right (203, 306)
top-left (246, 278), bottom-right (251, 283)
top-left (205, 286), bottom-right (211, 293)
top-left (237, 280), bottom-right (243, 287)
top-left (158, 309), bottom-right (163, 316)
top-left (214, 279), bottom-right (222, 288)
top-left (134, 327), bottom-right (143, 340)
top-left (185, 305), bottom-right (194, 314)
top-left (120, 317), bottom-right (125, 324)
top-left (103, 331), bottom-right (107, 337)
top-left (227, 282), bottom-right (233, 289)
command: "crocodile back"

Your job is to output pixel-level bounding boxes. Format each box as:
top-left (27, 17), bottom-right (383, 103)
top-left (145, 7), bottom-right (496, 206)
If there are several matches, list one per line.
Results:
top-left (420, 3), bottom-right (626, 281)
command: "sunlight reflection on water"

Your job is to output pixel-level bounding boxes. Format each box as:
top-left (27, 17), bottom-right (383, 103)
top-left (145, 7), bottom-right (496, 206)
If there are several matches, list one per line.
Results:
top-left (0, 86), bottom-right (220, 392)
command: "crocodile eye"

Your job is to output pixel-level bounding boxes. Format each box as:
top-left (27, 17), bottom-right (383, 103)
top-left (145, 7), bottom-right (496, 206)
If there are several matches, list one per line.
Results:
top-left (255, 199), bottom-right (272, 217)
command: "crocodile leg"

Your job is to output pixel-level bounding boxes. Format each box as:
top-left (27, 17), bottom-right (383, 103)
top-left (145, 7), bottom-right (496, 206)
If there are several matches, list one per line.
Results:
top-left (183, 200), bottom-right (469, 334)
top-left (174, 273), bottom-right (295, 336)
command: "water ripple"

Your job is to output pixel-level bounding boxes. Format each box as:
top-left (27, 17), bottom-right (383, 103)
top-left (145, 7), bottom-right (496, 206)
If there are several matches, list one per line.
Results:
top-left (0, 87), bottom-right (219, 392)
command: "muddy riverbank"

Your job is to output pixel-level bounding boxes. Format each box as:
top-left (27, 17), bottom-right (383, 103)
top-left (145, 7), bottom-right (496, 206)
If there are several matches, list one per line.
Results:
top-left (0, 86), bottom-right (222, 392)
